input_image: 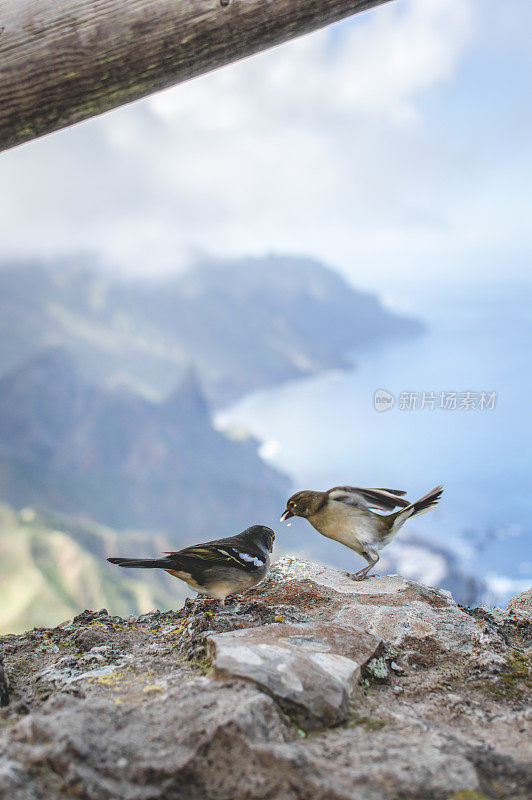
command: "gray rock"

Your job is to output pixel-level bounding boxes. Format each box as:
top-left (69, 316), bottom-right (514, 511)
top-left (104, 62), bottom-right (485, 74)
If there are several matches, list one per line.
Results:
top-left (255, 560), bottom-right (506, 662)
top-left (507, 587), bottom-right (532, 620)
top-left (209, 620), bottom-right (380, 730)
top-left (0, 559), bottom-right (530, 800)
top-left (0, 656), bottom-right (8, 707)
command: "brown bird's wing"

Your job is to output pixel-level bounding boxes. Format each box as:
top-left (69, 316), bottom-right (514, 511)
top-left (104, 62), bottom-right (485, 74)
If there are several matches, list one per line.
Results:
top-left (326, 486), bottom-right (409, 511)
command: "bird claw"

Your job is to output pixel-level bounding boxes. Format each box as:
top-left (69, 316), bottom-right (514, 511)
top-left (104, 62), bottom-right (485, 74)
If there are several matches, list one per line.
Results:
top-left (187, 596), bottom-right (223, 611)
top-left (224, 594), bottom-right (245, 604)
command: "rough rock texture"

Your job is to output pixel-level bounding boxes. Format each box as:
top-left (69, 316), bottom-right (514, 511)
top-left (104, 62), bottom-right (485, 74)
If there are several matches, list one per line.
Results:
top-left (209, 620), bottom-right (380, 730)
top-left (0, 559), bottom-right (530, 800)
top-left (0, 655), bottom-right (8, 707)
top-left (506, 588), bottom-right (532, 620)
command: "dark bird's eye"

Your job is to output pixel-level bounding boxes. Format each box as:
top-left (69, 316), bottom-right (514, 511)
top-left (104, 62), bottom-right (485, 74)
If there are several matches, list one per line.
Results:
top-left (289, 500), bottom-right (296, 508)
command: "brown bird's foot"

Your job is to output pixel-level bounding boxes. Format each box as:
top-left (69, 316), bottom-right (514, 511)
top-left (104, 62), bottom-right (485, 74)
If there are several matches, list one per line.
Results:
top-left (347, 567), bottom-right (375, 581)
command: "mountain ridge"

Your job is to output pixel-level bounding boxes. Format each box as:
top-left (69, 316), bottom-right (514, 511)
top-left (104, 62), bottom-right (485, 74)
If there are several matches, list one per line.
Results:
top-left (0, 349), bottom-right (289, 538)
top-left (0, 502), bottom-right (181, 634)
top-left (0, 255), bottom-right (424, 405)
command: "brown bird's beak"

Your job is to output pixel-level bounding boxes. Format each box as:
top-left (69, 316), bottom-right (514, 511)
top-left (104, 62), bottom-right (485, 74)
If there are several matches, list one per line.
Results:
top-left (280, 508), bottom-right (294, 522)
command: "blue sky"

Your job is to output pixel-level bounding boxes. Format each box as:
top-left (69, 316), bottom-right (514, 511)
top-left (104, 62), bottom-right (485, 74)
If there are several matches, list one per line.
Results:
top-left (0, 0), bottom-right (530, 296)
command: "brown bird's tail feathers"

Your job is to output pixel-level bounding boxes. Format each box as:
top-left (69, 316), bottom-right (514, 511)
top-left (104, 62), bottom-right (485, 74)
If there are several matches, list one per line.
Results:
top-left (404, 485), bottom-right (443, 518)
top-left (389, 485), bottom-right (443, 535)
top-left (107, 557), bottom-right (167, 569)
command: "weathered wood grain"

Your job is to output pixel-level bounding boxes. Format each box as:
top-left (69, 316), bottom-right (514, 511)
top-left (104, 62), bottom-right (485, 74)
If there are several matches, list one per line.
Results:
top-left (0, 0), bottom-right (391, 152)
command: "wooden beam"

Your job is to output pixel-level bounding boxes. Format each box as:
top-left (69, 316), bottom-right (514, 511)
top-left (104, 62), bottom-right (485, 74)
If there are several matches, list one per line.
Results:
top-left (0, 0), bottom-right (391, 152)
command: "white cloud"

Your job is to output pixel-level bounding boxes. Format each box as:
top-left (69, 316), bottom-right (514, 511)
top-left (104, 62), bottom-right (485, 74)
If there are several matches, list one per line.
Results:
top-left (4, 0), bottom-right (524, 292)
top-left (151, 0), bottom-right (470, 125)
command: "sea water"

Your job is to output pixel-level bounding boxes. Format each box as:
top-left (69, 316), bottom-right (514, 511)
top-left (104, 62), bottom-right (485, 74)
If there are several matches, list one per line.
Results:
top-left (217, 280), bottom-right (532, 604)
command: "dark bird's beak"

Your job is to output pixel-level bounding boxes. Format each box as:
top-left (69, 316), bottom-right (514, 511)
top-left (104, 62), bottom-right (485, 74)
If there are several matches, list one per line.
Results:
top-left (280, 508), bottom-right (294, 522)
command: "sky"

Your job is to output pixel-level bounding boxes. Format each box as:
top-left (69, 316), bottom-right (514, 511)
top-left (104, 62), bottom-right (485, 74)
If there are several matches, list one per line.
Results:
top-left (0, 0), bottom-right (530, 296)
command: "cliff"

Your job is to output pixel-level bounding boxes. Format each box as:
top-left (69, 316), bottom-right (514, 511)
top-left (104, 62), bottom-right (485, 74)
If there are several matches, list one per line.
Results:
top-left (0, 256), bottom-right (423, 406)
top-left (0, 349), bottom-right (289, 537)
top-left (1, 560), bottom-right (530, 800)
top-left (0, 502), bottom-right (184, 635)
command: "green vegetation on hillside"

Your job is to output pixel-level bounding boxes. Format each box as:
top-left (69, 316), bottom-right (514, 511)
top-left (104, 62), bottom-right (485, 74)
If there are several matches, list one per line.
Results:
top-left (0, 502), bottom-right (186, 634)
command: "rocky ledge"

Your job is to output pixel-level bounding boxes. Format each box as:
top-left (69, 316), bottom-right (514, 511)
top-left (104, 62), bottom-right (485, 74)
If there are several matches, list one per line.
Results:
top-left (0, 558), bottom-right (530, 800)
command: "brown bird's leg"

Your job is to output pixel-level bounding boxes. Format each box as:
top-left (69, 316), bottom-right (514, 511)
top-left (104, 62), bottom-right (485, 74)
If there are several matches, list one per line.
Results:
top-left (349, 548), bottom-right (379, 581)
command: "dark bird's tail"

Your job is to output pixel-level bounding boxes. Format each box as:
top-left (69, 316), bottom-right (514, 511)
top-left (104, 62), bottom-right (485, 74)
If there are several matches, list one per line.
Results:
top-left (107, 557), bottom-right (168, 569)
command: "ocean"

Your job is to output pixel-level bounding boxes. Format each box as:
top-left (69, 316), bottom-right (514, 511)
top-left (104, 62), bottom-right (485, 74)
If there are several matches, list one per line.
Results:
top-left (217, 280), bottom-right (532, 605)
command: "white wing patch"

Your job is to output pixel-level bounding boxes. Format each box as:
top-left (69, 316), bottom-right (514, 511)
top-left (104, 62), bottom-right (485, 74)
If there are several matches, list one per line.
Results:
top-left (218, 549), bottom-right (264, 568)
top-left (238, 552), bottom-right (264, 567)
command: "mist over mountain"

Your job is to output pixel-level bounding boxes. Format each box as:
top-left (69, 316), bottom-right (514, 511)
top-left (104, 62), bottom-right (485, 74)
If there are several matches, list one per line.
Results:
top-left (0, 349), bottom-right (288, 540)
top-left (0, 256), bottom-right (423, 405)
top-left (0, 254), bottom-right (423, 544)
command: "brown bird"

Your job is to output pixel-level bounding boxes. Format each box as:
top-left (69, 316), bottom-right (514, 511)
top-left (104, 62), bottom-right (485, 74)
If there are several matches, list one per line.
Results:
top-left (281, 485), bottom-right (443, 579)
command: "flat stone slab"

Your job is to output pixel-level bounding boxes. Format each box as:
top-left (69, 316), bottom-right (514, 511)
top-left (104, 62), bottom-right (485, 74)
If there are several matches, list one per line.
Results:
top-left (253, 558), bottom-right (505, 659)
top-left (208, 621), bottom-right (381, 730)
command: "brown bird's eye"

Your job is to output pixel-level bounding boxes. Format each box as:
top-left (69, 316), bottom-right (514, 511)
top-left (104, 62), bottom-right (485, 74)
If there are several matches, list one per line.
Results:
top-left (289, 501), bottom-right (296, 508)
